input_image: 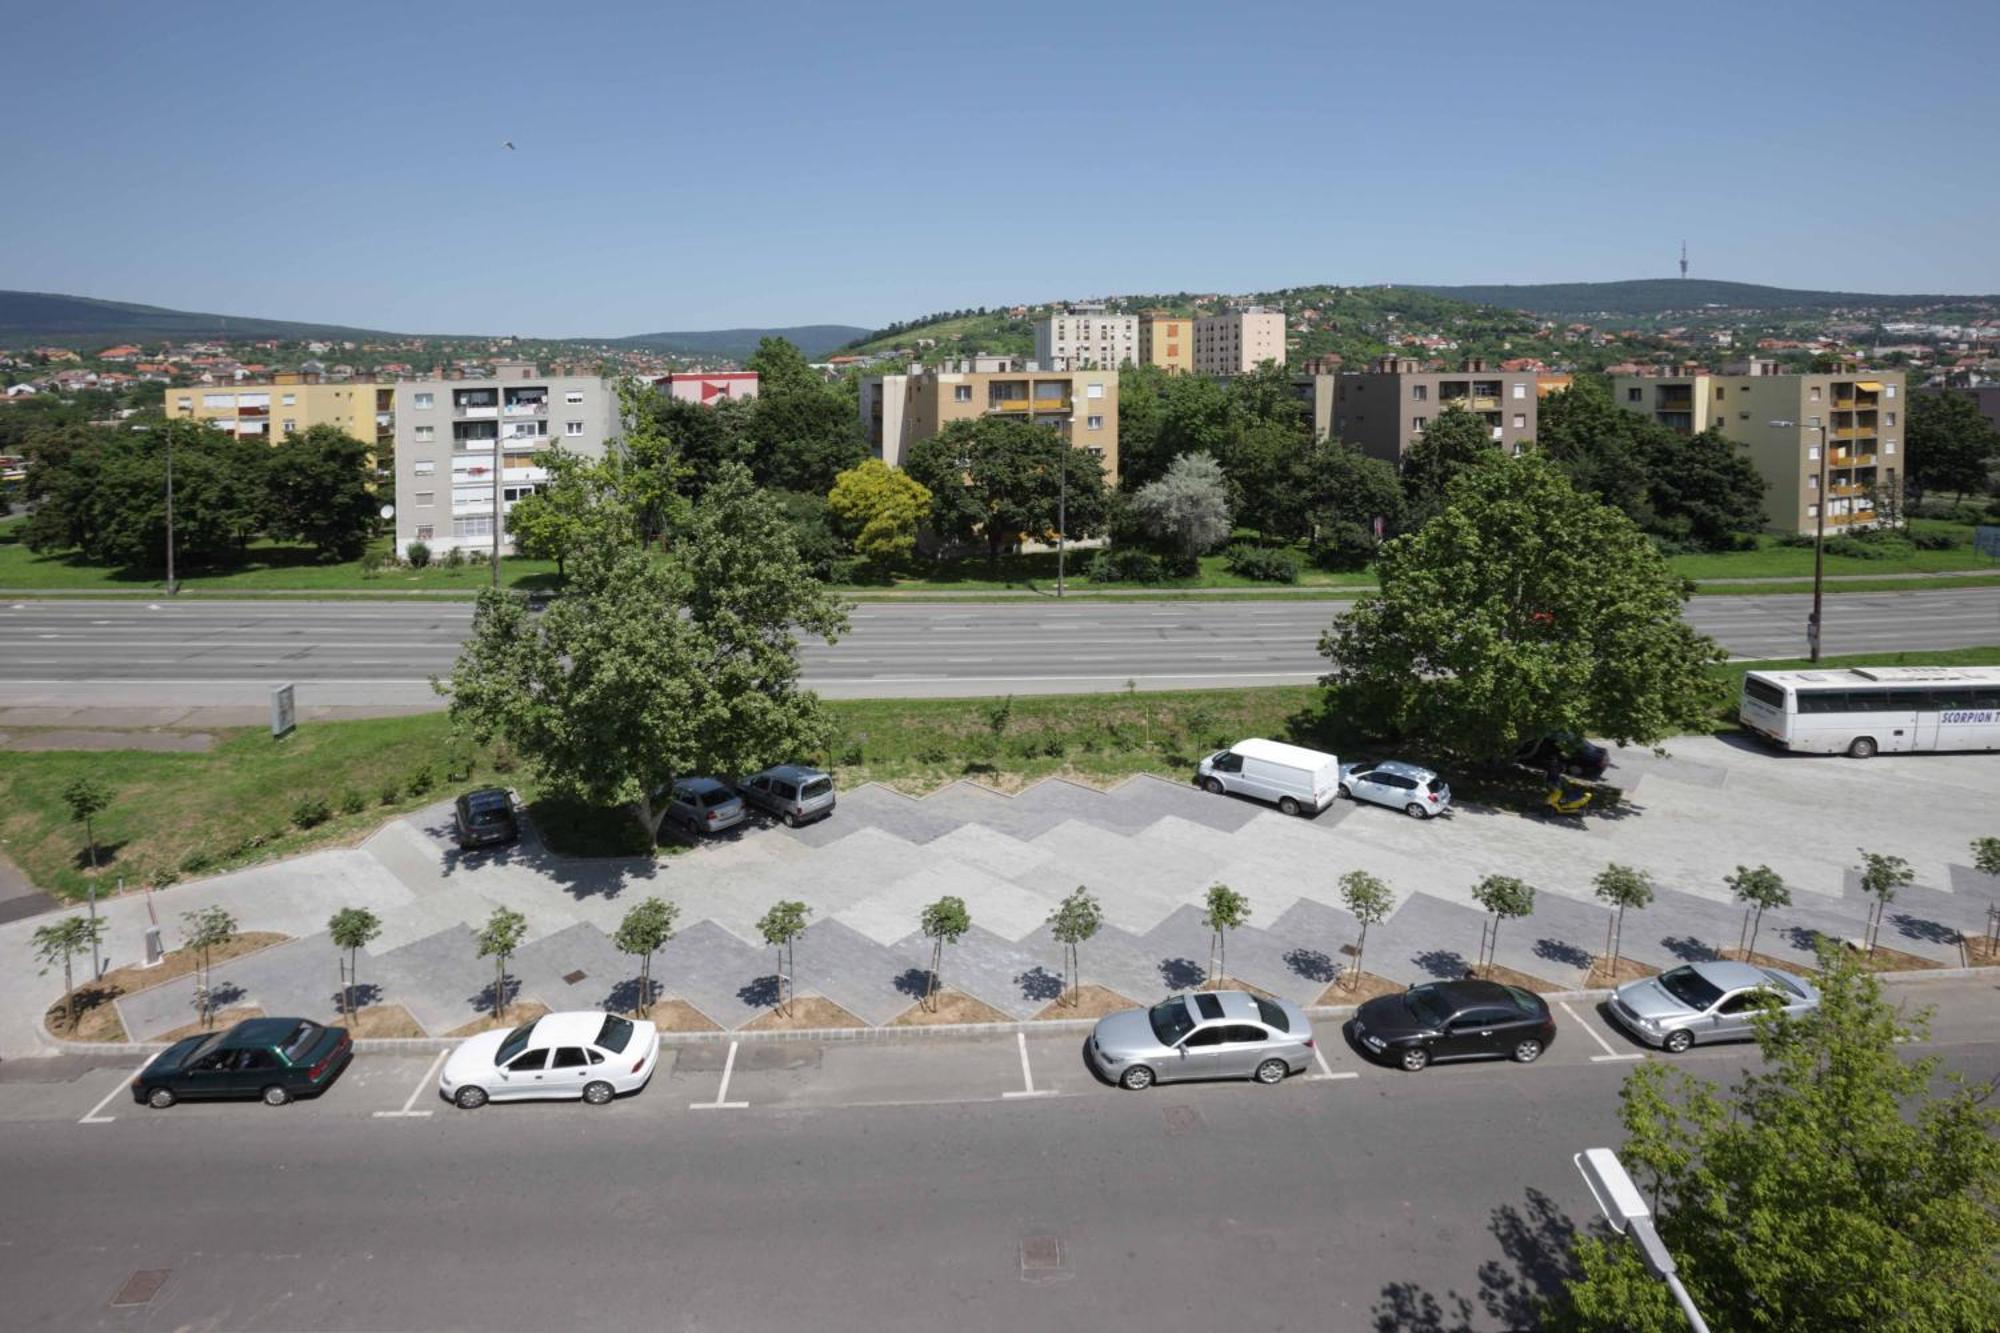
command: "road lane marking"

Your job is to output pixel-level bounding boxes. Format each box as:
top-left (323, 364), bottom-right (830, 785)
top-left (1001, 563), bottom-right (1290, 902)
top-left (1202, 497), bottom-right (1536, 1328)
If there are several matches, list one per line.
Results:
top-left (1002, 1031), bottom-right (1057, 1098)
top-left (374, 1049), bottom-right (447, 1118)
top-left (1304, 1042), bottom-right (1358, 1081)
top-left (690, 1040), bottom-right (748, 1109)
top-left (79, 1058), bottom-right (155, 1124)
top-left (1560, 1001), bottom-right (1643, 1063)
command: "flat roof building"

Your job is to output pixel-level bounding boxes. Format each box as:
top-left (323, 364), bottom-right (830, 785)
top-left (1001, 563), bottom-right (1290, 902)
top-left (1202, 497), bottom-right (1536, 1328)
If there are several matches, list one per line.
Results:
top-left (1312, 357), bottom-right (1538, 465)
top-left (1193, 308), bottom-right (1285, 376)
top-left (656, 370), bottom-right (759, 404)
top-left (1034, 309), bottom-right (1137, 371)
top-left (1137, 312), bottom-right (1193, 374)
top-left (862, 360), bottom-right (1118, 481)
top-left (166, 373), bottom-right (393, 455)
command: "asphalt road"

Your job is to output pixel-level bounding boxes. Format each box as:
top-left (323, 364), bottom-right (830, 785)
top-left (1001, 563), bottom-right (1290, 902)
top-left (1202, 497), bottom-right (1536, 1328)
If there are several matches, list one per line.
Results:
top-left (0, 587), bottom-right (1994, 707)
top-left (0, 974), bottom-right (1992, 1332)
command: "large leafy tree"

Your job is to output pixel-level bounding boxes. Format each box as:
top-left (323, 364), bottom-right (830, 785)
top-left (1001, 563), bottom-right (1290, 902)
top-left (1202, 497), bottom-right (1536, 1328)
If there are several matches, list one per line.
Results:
top-left (265, 424), bottom-right (379, 561)
top-left (1546, 944), bottom-right (2000, 1332)
top-left (1400, 403), bottom-right (1500, 521)
top-left (1112, 362), bottom-right (1169, 490)
top-left (741, 386), bottom-right (869, 494)
top-left (1536, 381), bottom-right (1657, 525)
top-left (504, 445), bottom-right (623, 577)
top-left (1321, 452), bottom-right (1725, 758)
top-left (442, 462), bottom-right (847, 844)
top-left (903, 416), bottom-right (1109, 560)
top-left (1220, 418), bottom-right (1309, 540)
top-left (635, 391), bottom-right (747, 504)
top-left (1296, 437), bottom-right (1405, 561)
top-left (827, 458), bottom-right (931, 569)
top-left (1129, 451), bottom-right (1232, 564)
top-left (745, 336), bottom-right (820, 398)
top-left (1906, 389), bottom-right (2000, 500)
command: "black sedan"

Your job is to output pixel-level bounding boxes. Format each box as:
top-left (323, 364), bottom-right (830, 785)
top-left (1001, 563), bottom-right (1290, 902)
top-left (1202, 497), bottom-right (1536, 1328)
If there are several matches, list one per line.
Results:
top-left (132, 1017), bottom-right (352, 1108)
top-left (453, 787), bottom-right (519, 851)
top-left (1348, 979), bottom-right (1555, 1072)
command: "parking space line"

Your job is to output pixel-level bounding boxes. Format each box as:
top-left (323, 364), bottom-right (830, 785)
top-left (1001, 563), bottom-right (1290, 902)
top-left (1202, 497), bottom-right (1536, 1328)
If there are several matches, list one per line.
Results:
top-left (1305, 1042), bottom-right (1359, 1081)
top-left (690, 1040), bottom-right (748, 1110)
top-left (1559, 1001), bottom-right (1643, 1063)
top-left (1002, 1031), bottom-right (1057, 1099)
top-left (79, 1058), bottom-right (153, 1124)
top-left (374, 1050), bottom-right (447, 1118)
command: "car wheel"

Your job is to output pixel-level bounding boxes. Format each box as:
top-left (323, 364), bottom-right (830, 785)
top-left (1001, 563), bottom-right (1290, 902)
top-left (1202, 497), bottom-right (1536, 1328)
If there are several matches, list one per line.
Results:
top-left (147, 1087), bottom-right (176, 1110)
top-left (781, 811), bottom-right (798, 828)
top-left (455, 1085), bottom-right (489, 1110)
top-left (1203, 777), bottom-right (1224, 795)
top-left (1279, 796), bottom-right (1301, 817)
top-left (1663, 1029), bottom-right (1694, 1054)
top-left (1337, 783), bottom-right (1351, 800)
top-left (582, 1080), bottom-right (615, 1106)
top-left (1120, 1065), bottom-right (1155, 1091)
top-left (1512, 1038), bottom-right (1544, 1064)
top-left (261, 1085), bottom-right (291, 1107)
top-left (1398, 1046), bottom-right (1431, 1072)
top-left (1254, 1058), bottom-right (1289, 1085)
top-left (1847, 736), bottom-right (1878, 759)
top-left (1404, 802), bottom-right (1428, 819)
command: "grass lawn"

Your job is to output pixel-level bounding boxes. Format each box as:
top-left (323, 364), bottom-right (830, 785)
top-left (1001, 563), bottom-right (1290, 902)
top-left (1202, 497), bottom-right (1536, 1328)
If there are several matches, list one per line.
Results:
top-left (1667, 523), bottom-right (1997, 580)
top-left (831, 547), bottom-right (1373, 593)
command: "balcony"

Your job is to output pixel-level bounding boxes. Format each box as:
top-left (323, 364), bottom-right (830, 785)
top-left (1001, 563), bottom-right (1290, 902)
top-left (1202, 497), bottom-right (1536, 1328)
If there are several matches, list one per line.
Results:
top-left (988, 398), bottom-right (1072, 415)
top-left (502, 401), bottom-right (548, 416)
top-left (456, 405), bottom-right (498, 420)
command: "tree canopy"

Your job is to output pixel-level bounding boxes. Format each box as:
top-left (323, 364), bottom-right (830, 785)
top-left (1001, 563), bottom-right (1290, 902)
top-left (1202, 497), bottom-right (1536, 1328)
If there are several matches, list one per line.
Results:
top-left (1906, 389), bottom-right (2000, 500)
top-left (827, 457), bottom-right (930, 570)
top-left (1129, 451), bottom-right (1232, 564)
top-left (903, 416), bottom-right (1109, 559)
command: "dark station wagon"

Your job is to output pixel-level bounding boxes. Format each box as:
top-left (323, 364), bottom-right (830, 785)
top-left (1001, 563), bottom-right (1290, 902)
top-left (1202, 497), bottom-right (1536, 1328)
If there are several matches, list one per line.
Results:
top-left (132, 1017), bottom-right (353, 1108)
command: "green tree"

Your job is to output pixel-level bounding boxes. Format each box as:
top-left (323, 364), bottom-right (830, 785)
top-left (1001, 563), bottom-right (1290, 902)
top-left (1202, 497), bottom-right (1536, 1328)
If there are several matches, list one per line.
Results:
top-left (33, 914), bottom-right (105, 1032)
top-left (741, 386), bottom-right (869, 494)
top-left (1220, 419), bottom-right (1309, 541)
top-left (1202, 882), bottom-right (1252, 986)
top-left (918, 895), bottom-right (972, 1012)
top-left (1642, 427), bottom-right (1767, 549)
top-left (1339, 869), bottom-right (1393, 991)
top-left (504, 446), bottom-right (621, 578)
top-left (443, 462), bottom-right (847, 845)
top-left (1536, 380), bottom-right (1656, 525)
top-left (180, 904), bottom-right (238, 1027)
top-left (1320, 453), bottom-right (1725, 760)
top-left (1856, 849), bottom-right (1914, 956)
top-left (1129, 451), bottom-right (1232, 566)
top-left (756, 899), bottom-right (811, 1017)
top-left (1592, 863), bottom-right (1655, 979)
top-left (1400, 403), bottom-right (1499, 521)
top-left (612, 896), bottom-right (680, 1018)
top-left (1728, 863), bottom-right (1791, 959)
top-left (327, 906), bottom-right (382, 1020)
top-left (1047, 884), bottom-right (1104, 1008)
top-left (1906, 390), bottom-right (2000, 500)
top-left (265, 424), bottom-right (379, 561)
top-left (1972, 836), bottom-right (2000, 879)
top-left (1545, 944), bottom-right (2000, 1332)
top-left (474, 905), bottom-right (528, 1023)
top-left (1297, 438), bottom-right (1404, 563)
top-left (827, 457), bottom-right (931, 570)
top-left (745, 336), bottom-right (820, 398)
top-left (1471, 874), bottom-right (1535, 976)
top-left (1112, 361), bottom-right (1168, 489)
top-left (61, 776), bottom-right (109, 873)
top-left (1141, 370), bottom-right (1237, 489)
top-left (904, 416), bottom-right (1110, 561)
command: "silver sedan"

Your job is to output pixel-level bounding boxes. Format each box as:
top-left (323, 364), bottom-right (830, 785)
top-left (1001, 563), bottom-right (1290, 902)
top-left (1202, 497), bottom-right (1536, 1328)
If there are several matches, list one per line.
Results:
top-left (1088, 990), bottom-right (1315, 1090)
top-left (1606, 960), bottom-right (1820, 1053)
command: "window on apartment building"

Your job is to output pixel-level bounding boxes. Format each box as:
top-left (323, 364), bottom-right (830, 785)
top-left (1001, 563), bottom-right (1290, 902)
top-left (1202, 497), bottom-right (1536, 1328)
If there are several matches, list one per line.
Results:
top-left (282, 419), bottom-right (296, 435)
top-left (1885, 411), bottom-right (1896, 426)
top-left (954, 385), bottom-right (971, 402)
top-left (1087, 415), bottom-right (1103, 430)
top-left (1809, 387), bottom-right (1821, 402)
top-left (1512, 384), bottom-right (1527, 399)
top-left (1885, 384), bottom-right (1897, 399)
top-left (1884, 440), bottom-right (1896, 455)
top-left (1412, 385), bottom-right (1428, 401)
top-left (203, 393), bottom-right (232, 408)
top-left (414, 392), bottom-right (434, 409)
top-left (413, 461), bottom-right (436, 476)
top-left (281, 394), bottom-right (296, 406)
top-left (414, 491), bottom-right (436, 507)
top-left (414, 425), bottom-right (435, 442)
top-left (1715, 386), bottom-right (1725, 399)
top-left (1808, 446), bottom-right (1820, 461)
top-left (1412, 416), bottom-right (1428, 431)
top-left (176, 396), bottom-right (192, 410)
top-left (565, 391), bottom-right (584, 404)
top-left (1087, 383), bottom-right (1104, 399)
top-left (565, 420), bottom-right (584, 437)
top-left (1512, 414), bottom-right (1527, 429)
top-left (1807, 475), bottom-right (1818, 491)
top-left (415, 525), bottom-right (433, 541)
top-left (453, 516), bottom-right (493, 539)
top-left (1806, 504), bottom-right (1820, 520)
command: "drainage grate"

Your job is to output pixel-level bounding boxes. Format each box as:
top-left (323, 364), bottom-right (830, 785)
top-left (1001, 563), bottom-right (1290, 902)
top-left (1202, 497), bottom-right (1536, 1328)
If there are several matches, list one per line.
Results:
top-left (562, 969), bottom-right (587, 985)
top-left (1162, 1104), bottom-right (1203, 1135)
top-left (110, 1269), bottom-right (169, 1308)
top-left (1020, 1235), bottom-right (1062, 1272)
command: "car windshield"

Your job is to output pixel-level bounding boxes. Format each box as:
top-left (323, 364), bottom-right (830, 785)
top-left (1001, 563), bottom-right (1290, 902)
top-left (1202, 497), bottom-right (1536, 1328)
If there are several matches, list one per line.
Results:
top-left (494, 1020), bottom-right (539, 1066)
top-left (466, 799), bottom-right (509, 825)
top-left (1658, 966), bottom-right (1725, 1011)
top-left (1253, 996), bottom-right (1290, 1032)
top-left (1147, 999), bottom-right (1195, 1046)
top-left (1405, 986), bottom-right (1452, 1027)
top-left (595, 1014), bottom-right (635, 1053)
top-left (280, 1021), bottom-right (322, 1062)
top-left (800, 778), bottom-right (832, 799)
top-left (1501, 986), bottom-right (1540, 1015)
top-left (1760, 969), bottom-right (1807, 1000)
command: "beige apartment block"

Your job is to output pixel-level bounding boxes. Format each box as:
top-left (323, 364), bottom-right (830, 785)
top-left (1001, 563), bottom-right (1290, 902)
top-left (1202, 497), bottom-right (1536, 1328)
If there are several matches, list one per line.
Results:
top-left (166, 372), bottom-right (393, 454)
top-left (1137, 311), bottom-right (1194, 374)
top-left (1320, 357), bottom-right (1539, 464)
top-left (1193, 308), bottom-right (1286, 375)
top-left (1034, 306), bottom-right (1137, 370)
top-left (1611, 363), bottom-right (1906, 534)
top-left (862, 360), bottom-right (1118, 481)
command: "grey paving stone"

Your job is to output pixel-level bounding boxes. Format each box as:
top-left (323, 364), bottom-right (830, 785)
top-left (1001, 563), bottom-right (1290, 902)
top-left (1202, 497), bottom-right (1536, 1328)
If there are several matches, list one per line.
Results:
top-left (1483, 890), bottom-right (1605, 988)
top-left (898, 923), bottom-right (1063, 1020)
top-left (1363, 892), bottom-right (1490, 986)
top-left (369, 924), bottom-right (515, 1035)
top-left (512, 922), bottom-right (642, 1015)
top-left (793, 918), bottom-right (927, 1027)
top-left (654, 920), bottom-right (774, 1028)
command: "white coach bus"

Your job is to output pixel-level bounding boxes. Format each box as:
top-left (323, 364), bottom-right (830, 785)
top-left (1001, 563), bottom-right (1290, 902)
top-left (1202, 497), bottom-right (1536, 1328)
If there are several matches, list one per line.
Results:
top-left (1739, 666), bottom-right (2000, 757)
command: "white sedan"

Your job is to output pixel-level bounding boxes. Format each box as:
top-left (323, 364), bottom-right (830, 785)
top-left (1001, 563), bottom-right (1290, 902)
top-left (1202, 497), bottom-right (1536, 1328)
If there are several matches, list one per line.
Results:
top-left (439, 1011), bottom-right (659, 1109)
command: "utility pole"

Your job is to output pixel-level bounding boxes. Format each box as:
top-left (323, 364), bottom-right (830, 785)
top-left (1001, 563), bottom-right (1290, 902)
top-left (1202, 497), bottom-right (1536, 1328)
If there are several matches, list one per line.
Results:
top-left (164, 423), bottom-right (178, 595)
top-left (491, 380), bottom-right (503, 588)
top-left (1770, 418), bottom-right (1828, 661)
top-left (1058, 414), bottom-right (1073, 598)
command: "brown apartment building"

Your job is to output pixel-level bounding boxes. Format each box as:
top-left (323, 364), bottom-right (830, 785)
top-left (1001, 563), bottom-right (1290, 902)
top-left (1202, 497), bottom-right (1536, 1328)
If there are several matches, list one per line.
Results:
top-left (860, 358), bottom-right (1119, 480)
top-left (1193, 308), bottom-right (1285, 375)
top-left (1306, 356), bottom-right (1539, 464)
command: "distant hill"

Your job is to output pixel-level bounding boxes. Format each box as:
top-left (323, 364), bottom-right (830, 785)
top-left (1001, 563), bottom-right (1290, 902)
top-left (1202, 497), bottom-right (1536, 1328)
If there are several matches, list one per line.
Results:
top-left (0, 290), bottom-right (416, 347)
top-left (1411, 278), bottom-right (1998, 318)
top-left (605, 325), bottom-right (868, 361)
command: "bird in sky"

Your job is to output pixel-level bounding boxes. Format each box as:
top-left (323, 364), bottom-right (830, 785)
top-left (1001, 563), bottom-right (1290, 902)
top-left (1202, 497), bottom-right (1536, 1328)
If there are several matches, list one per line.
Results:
top-left (502, 140), bottom-right (516, 151)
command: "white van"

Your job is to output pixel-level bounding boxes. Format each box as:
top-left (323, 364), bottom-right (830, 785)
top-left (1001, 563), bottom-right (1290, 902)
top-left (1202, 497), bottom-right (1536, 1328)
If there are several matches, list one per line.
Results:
top-left (1197, 738), bottom-right (1341, 816)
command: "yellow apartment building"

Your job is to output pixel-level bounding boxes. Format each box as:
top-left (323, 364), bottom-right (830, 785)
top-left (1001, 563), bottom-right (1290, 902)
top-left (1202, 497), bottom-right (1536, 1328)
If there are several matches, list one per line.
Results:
top-left (165, 372), bottom-right (394, 456)
top-left (1137, 312), bottom-right (1193, 373)
top-left (861, 359), bottom-right (1119, 481)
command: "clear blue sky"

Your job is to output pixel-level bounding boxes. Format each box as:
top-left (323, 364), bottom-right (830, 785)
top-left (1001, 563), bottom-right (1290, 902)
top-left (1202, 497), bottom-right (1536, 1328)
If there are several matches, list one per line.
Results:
top-left (5, 0), bottom-right (1996, 337)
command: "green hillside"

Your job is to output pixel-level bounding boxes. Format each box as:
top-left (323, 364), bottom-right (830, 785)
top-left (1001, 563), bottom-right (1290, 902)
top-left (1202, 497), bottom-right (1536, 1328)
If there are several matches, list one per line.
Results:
top-left (1413, 278), bottom-right (2000, 318)
top-left (0, 290), bottom-right (421, 347)
top-left (841, 309), bottom-right (1034, 359)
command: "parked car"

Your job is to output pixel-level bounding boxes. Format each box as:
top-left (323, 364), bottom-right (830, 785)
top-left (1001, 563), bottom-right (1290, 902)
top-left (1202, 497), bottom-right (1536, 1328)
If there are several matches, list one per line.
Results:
top-left (1349, 979), bottom-right (1555, 1072)
top-left (1197, 738), bottom-right (1340, 817)
top-left (439, 1011), bottom-right (661, 1109)
top-left (1514, 733), bottom-right (1609, 781)
top-left (1338, 760), bottom-right (1452, 818)
top-left (453, 786), bottom-right (519, 851)
top-left (1606, 960), bottom-right (1819, 1053)
top-left (132, 1017), bottom-right (352, 1108)
top-left (666, 777), bottom-right (745, 837)
top-left (1087, 990), bottom-right (1315, 1090)
top-left (738, 765), bottom-right (836, 827)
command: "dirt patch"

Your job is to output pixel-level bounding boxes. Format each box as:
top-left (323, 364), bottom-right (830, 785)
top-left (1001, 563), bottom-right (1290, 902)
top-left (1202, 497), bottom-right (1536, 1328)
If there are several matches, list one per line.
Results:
top-left (629, 999), bottom-right (722, 1033)
top-left (1583, 956), bottom-right (1661, 989)
top-left (1851, 942), bottom-right (1945, 973)
top-left (1471, 963), bottom-right (1565, 994)
top-left (1314, 971), bottom-right (1406, 1006)
top-left (741, 994), bottom-right (868, 1031)
top-left (1962, 935), bottom-right (2000, 967)
top-left (41, 931), bottom-right (292, 1042)
top-left (155, 1006), bottom-right (265, 1041)
top-left (1032, 983), bottom-right (1137, 1021)
top-left (339, 1003), bottom-right (426, 1039)
top-left (1199, 976), bottom-right (1276, 998)
top-left (446, 1001), bottom-right (550, 1038)
top-left (888, 988), bottom-right (1014, 1026)
top-left (1716, 947), bottom-right (1817, 977)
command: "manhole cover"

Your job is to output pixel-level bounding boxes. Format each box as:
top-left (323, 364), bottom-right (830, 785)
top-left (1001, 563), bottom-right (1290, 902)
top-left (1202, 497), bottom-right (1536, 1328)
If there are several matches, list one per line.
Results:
top-left (110, 1269), bottom-right (169, 1307)
top-left (1162, 1104), bottom-right (1202, 1135)
top-left (562, 969), bottom-right (586, 985)
top-left (1020, 1235), bottom-right (1061, 1272)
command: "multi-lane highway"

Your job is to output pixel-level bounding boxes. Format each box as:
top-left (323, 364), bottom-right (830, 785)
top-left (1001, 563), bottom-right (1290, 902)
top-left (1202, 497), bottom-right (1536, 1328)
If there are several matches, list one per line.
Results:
top-left (0, 587), bottom-right (1994, 708)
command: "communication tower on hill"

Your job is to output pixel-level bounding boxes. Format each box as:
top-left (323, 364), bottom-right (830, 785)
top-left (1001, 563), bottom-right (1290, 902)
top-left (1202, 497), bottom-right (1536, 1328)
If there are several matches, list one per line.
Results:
top-left (1679, 241), bottom-right (1689, 279)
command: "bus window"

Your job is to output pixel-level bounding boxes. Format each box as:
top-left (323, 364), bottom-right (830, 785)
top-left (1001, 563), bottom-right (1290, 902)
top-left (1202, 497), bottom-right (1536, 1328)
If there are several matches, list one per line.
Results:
top-left (1744, 678), bottom-right (1786, 710)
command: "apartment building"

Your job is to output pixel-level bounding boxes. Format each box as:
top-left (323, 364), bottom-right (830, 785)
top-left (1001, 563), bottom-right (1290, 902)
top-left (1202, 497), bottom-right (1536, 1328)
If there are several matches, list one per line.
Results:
top-left (1193, 308), bottom-right (1286, 376)
top-left (392, 363), bottom-right (620, 558)
top-left (657, 370), bottom-right (759, 404)
top-left (1137, 311), bottom-right (1194, 374)
top-left (1611, 363), bottom-right (1906, 534)
top-left (1314, 357), bottom-right (1538, 464)
top-left (861, 359), bottom-right (1118, 480)
top-left (166, 372), bottom-right (393, 456)
top-left (1033, 306), bottom-right (1137, 370)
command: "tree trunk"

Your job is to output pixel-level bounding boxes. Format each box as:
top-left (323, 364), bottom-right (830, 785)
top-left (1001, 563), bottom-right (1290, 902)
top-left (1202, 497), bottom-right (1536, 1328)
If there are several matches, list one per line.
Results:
top-left (1488, 918), bottom-right (1501, 978)
top-left (85, 816), bottom-right (97, 872)
top-left (63, 956), bottom-right (75, 1032)
top-left (1610, 906), bottom-right (1624, 976)
top-left (495, 958), bottom-right (507, 1021)
top-left (1351, 925), bottom-right (1368, 991)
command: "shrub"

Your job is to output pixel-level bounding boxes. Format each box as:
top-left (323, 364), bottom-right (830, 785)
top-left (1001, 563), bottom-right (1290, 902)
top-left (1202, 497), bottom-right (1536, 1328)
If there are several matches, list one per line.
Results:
top-left (443, 748), bottom-right (474, 783)
top-left (1311, 523), bottom-right (1378, 571)
top-left (378, 781), bottom-right (401, 806)
top-left (338, 788), bottom-right (367, 816)
top-left (292, 796), bottom-right (332, 829)
top-left (1224, 544), bottom-right (1300, 584)
top-left (1776, 532), bottom-right (1817, 549)
top-left (1039, 734), bottom-right (1069, 759)
top-left (838, 739), bottom-right (864, 766)
top-left (916, 744), bottom-right (951, 765)
top-left (405, 540), bottom-right (432, 568)
top-left (148, 865), bottom-right (181, 888)
top-left (490, 741), bottom-right (517, 774)
top-left (178, 848), bottom-right (215, 877)
top-left (1911, 529), bottom-right (1964, 550)
top-left (405, 765), bottom-right (436, 797)
top-left (1086, 548), bottom-right (1163, 584)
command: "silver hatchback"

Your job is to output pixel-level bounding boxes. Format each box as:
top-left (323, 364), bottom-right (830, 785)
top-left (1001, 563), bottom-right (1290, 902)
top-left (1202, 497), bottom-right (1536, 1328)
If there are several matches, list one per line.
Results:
top-left (1088, 991), bottom-right (1315, 1090)
top-left (1338, 759), bottom-right (1451, 818)
top-left (666, 777), bottom-right (745, 837)
top-left (1606, 960), bottom-right (1820, 1053)
top-left (738, 765), bottom-right (836, 827)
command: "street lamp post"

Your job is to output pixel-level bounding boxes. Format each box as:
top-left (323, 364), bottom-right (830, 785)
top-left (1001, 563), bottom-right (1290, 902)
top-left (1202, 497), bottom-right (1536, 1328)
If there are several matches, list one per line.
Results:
top-left (1770, 419), bottom-right (1828, 661)
top-left (491, 389), bottom-right (504, 589)
top-left (1057, 415), bottom-right (1072, 598)
top-left (1574, 1148), bottom-right (1712, 1333)
top-left (163, 424), bottom-right (178, 596)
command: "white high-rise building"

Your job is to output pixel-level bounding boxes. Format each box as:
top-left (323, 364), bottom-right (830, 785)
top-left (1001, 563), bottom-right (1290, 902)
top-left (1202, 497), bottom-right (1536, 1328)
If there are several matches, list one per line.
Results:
top-left (1034, 306), bottom-right (1138, 371)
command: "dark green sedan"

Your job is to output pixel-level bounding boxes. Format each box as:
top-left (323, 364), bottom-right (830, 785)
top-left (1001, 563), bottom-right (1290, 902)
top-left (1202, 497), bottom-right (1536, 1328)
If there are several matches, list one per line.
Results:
top-left (132, 1017), bottom-right (353, 1108)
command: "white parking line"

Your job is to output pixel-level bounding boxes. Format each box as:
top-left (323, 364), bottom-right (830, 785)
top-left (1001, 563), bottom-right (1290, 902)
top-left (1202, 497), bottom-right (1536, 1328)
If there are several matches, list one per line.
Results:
top-left (79, 1058), bottom-right (153, 1124)
top-left (690, 1040), bottom-right (749, 1110)
top-left (1002, 1031), bottom-right (1058, 1099)
top-left (1560, 1001), bottom-right (1642, 1063)
top-left (1305, 1042), bottom-right (1359, 1081)
top-left (374, 1050), bottom-right (447, 1118)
